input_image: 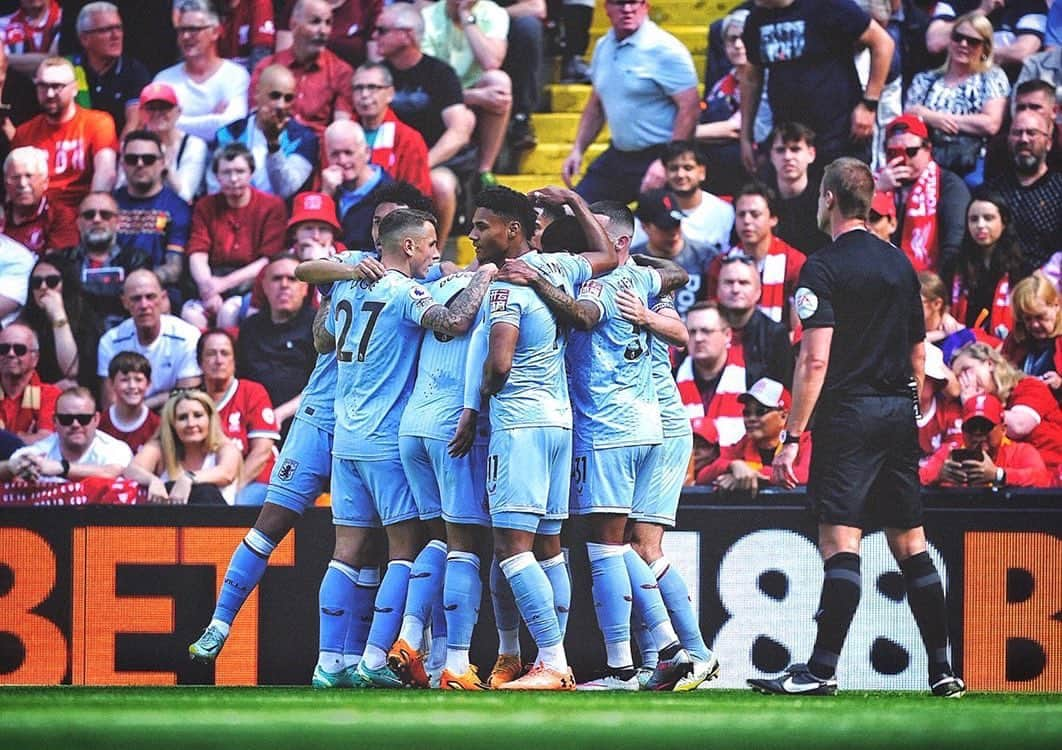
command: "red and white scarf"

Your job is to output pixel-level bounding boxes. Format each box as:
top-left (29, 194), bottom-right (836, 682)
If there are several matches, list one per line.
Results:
top-left (676, 345), bottom-right (747, 446)
top-left (899, 161), bottom-right (941, 272)
top-left (950, 275), bottom-right (1014, 340)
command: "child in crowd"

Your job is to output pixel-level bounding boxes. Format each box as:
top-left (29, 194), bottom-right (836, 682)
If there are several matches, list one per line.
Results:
top-left (98, 352), bottom-right (160, 454)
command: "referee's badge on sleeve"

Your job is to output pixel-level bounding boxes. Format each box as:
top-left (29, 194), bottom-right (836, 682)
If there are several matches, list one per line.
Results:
top-left (795, 287), bottom-right (818, 320)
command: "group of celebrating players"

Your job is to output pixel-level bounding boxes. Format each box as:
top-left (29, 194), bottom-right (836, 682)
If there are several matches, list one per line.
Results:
top-left (187, 183), bottom-right (718, 692)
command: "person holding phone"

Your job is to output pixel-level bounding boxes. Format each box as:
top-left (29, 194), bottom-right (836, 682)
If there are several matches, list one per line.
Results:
top-left (920, 393), bottom-right (1051, 487)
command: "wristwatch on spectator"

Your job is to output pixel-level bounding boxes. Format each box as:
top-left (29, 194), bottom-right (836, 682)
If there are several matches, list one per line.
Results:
top-left (861, 96), bottom-right (879, 112)
top-left (462, 14), bottom-right (476, 25)
top-left (779, 430), bottom-right (801, 446)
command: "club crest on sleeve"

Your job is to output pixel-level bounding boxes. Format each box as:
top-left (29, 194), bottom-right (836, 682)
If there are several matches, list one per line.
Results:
top-left (795, 287), bottom-right (818, 320)
top-left (490, 288), bottom-right (510, 312)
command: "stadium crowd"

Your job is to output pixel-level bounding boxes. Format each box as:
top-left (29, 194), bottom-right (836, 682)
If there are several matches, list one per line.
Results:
top-left (0, 0), bottom-right (1057, 695)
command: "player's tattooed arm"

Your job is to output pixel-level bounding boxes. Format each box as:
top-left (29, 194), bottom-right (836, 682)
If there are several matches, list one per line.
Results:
top-left (630, 254), bottom-right (690, 294)
top-left (313, 298), bottom-right (336, 353)
top-left (496, 259), bottom-right (600, 331)
top-left (420, 263), bottom-right (498, 336)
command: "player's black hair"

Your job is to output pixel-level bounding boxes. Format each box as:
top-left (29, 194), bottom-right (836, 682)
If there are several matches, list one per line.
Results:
top-left (475, 186), bottom-right (536, 240)
top-left (588, 200), bottom-right (635, 239)
top-left (734, 181), bottom-right (780, 217)
top-left (367, 180), bottom-right (435, 215)
top-left (122, 129), bottom-right (164, 153)
top-left (107, 350), bottom-right (153, 380)
top-left (378, 208), bottom-right (438, 249)
top-left (541, 216), bottom-right (589, 254)
top-left (196, 327), bottom-right (236, 366)
top-left (663, 140), bottom-right (705, 166)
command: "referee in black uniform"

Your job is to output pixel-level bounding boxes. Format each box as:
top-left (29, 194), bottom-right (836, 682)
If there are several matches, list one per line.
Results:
top-left (748, 158), bottom-right (966, 698)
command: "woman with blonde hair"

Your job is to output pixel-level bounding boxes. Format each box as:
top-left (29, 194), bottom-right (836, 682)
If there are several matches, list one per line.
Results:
top-left (124, 389), bottom-right (241, 505)
top-left (904, 11), bottom-right (1009, 186)
top-left (951, 341), bottom-right (1062, 478)
top-left (1002, 273), bottom-right (1062, 394)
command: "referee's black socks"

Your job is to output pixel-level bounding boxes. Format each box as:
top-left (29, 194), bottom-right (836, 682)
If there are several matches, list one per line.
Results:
top-left (809, 552), bottom-right (861, 681)
top-left (899, 551), bottom-right (953, 680)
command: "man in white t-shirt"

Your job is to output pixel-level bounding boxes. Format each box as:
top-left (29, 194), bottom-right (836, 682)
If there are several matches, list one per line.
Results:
top-left (152, 1), bottom-right (250, 142)
top-left (3, 387), bottom-right (132, 482)
top-left (97, 270), bottom-right (202, 410)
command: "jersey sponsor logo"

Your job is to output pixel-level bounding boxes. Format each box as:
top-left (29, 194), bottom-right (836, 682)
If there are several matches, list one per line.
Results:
top-left (489, 288), bottom-right (510, 313)
top-left (794, 287), bottom-right (818, 320)
top-left (277, 458), bottom-right (298, 482)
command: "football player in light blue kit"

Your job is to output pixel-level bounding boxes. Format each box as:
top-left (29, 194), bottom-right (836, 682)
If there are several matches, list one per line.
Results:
top-left (496, 201), bottom-right (693, 690)
top-left (616, 284), bottom-right (721, 690)
top-left (319, 209), bottom-right (497, 688)
top-left (388, 268), bottom-right (493, 690)
top-left (476, 185), bottom-right (619, 690)
top-left (188, 193), bottom-right (387, 686)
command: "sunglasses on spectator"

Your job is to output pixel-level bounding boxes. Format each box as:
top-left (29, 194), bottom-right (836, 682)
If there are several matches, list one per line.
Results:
top-left (30, 274), bottom-right (62, 289)
top-left (80, 208), bottom-right (117, 220)
top-left (886, 146), bottom-right (923, 160)
top-left (268, 91), bottom-right (295, 103)
top-left (721, 254), bottom-right (756, 265)
top-left (742, 404), bottom-right (778, 417)
top-left (123, 153), bottom-right (160, 166)
top-left (55, 413), bottom-right (94, 426)
top-left (0, 343), bottom-right (35, 356)
top-left (950, 31), bottom-right (984, 47)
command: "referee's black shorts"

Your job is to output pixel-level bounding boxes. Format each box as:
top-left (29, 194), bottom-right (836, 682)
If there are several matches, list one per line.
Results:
top-left (808, 394), bottom-right (923, 530)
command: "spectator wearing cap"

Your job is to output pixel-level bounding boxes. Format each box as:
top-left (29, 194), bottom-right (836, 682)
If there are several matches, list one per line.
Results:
top-left (688, 415), bottom-right (720, 485)
top-left (135, 82), bottom-right (209, 204)
top-left (866, 189), bottom-right (897, 242)
top-left (1, 386), bottom-right (132, 483)
top-left (153, 0), bottom-right (250, 144)
top-left (0, 145), bottom-right (79, 255)
top-left (874, 113), bottom-right (970, 273)
top-left (184, 142), bottom-right (287, 330)
top-left (12, 56), bottom-right (118, 210)
top-left (917, 341), bottom-right (962, 457)
top-left (250, 0), bottom-right (354, 138)
top-left (698, 377), bottom-right (811, 491)
top-left (69, 2), bottom-right (151, 135)
top-left (706, 183), bottom-right (806, 329)
top-left (630, 188), bottom-right (717, 318)
top-left (114, 129), bottom-right (190, 303)
top-left (920, 393), bottom-right (1051, 487)
top-left (210, 63), bottom-right (318, 200)
top-left (767, 122), bottom-right (830, 257)
top-left (0, 321), bottom-right (59, 443)
top-left (351, 62), bottom-right (432, 198)
top-left (321, 119), bottom-right (393, 253)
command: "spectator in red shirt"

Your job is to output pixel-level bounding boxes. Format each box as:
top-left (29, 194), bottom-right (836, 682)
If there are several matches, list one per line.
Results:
top-left (351, 61), bottom-right (432, 197)
top-left (953, 341), bottom-right (1062, 477)
top-left (917, 341), bottom-right (962, 458)
top-left (1002, 273), bottom-right (1062, 401)
top-left (0, 0), bottom-right (62, 78)
top-left (688, 415), bottom-right (720, 486)
top-left (0, 145), bottom-right (78, 254)
top-left (98, 350), bottom-right (159, 454)
top-left (277, 0), bottom-right (381, 68)
top-left (217, 0), bottom-right (276, 71)
top-left (920, 394), bottom-right (1052, 488)
top-left (697, 377), bottom-right (811, 491)
top-left (707, 183), bottom-right (806, 330)
top-left (184, 142), bottom-right (287, 330)
top-left (198, 328), bottom-right (280, 506)
top-left (11, 56), bottom-right (118, 209)
top-left (250, 0), bottom-right (354, 137)
top-left (0, 321), bottom-right (59, 443)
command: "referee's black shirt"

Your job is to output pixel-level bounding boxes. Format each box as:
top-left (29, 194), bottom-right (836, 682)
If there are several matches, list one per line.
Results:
top-left (794, 228), bottom-right (925, 399)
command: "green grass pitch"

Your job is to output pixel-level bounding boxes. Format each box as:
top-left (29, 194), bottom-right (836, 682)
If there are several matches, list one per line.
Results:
top-left (2, 688), bottom-right (1060, 749)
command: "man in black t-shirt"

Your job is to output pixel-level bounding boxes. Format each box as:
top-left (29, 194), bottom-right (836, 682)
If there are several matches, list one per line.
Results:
top-left (740, 0), bottom-right (894, 171)
top-left (750, 157), bottom-right (966, 699)
top-left (766, 121), bottom-right (830, 255)
top-left (374, 2), bottom-right (475, 246)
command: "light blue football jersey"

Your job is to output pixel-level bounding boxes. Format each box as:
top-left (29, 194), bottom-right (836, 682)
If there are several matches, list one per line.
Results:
top-left (567, 263), bottom-right (663, 449)
top-left (487, 250), bottom-right (592, 432)
top-left (399, 272), bottom-right (487, 440)
top-left (328, 269), bottom-right (435, 459)
top-left (649, 292), bottom-right (692, 438)
top-left (294, 250), bottom-right (373, 433)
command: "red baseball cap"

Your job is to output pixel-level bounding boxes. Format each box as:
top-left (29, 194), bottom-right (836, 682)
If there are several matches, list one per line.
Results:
top-left (139, 82), bottom-right (178, 107)
top-left (738, 377), bottom-right (792, 411)
top-left (288, 192), bottom-right (340, 232)
top-left (870, 190), bottom-right (895, 218)
top-left (886, 114), bottom-right (929, 141)
top-left (962, 394), bottom-right (1003, 426)
top-left (690, 417), bottom-right (719, 445)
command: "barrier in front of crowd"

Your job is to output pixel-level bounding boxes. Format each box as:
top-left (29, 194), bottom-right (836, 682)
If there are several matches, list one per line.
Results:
top-left (0, 488), bottom-right (1058, 691)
